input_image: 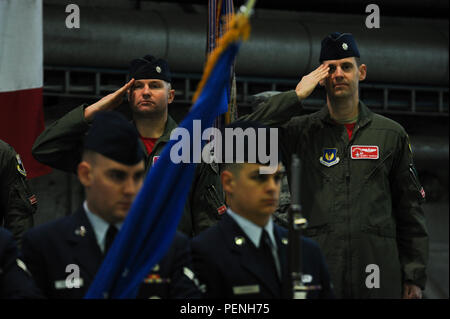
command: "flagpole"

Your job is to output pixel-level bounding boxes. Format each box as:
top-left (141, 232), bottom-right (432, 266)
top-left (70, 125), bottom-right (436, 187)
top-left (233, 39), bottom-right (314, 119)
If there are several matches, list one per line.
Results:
top-left (288, 154), bottom-right (309, 299)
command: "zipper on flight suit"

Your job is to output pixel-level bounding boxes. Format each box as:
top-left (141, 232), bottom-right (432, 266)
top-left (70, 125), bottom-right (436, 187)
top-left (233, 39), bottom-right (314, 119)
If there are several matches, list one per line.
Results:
top-left (345, 148), bottom-right (352, 298)
top-left (345, 123), bottom-right (359, 298)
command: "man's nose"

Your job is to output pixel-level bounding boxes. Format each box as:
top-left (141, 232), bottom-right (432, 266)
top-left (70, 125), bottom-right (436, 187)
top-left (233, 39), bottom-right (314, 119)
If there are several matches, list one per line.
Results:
top-left (123, 178), bottom-right (139, 196)
top-left (142, 84), bottom-right (152, 96)
top-left (333, 66), bottom-right (344, 78)
top-left (265, 176), bottom-right (279, 193)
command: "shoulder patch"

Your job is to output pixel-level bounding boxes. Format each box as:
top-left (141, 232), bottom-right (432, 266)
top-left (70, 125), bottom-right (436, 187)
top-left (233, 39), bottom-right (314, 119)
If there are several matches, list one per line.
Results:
top-left (16, 258), bottom-right (31, 276)
top-left (406, 134), bottom-right (413, 154)
top-left (16, 154), bottom-right (27, 176)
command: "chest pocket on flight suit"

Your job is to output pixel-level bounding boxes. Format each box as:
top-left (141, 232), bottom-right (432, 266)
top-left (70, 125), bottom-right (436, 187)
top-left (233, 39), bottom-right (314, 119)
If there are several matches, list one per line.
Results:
top-left (360, 150), bottom-right (396, 235)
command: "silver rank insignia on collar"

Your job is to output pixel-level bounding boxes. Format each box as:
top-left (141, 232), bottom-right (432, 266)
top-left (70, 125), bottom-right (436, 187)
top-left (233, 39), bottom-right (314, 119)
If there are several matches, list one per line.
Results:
top-left (234, 236), bottom-right (245, 246)
top-left (281, 238), bottom-right (288, 245)
top-left (75, 226), bottom-right (86, 237)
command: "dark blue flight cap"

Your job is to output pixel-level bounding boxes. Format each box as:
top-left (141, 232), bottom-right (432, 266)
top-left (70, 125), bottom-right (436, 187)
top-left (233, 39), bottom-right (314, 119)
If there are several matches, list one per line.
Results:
top-left (319, 32), bottom-right (360, 63)
top-left (128, 54), bottom-right (172, 83)
top-left (84, 111), bottom-right (144, 165)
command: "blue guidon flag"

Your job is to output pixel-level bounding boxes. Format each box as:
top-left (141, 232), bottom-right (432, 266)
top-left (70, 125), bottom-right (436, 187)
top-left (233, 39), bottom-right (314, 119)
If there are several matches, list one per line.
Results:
top-left (319, 148), bottom-right (340, 167)
top-left (84, 10), bottom-right (251, 299)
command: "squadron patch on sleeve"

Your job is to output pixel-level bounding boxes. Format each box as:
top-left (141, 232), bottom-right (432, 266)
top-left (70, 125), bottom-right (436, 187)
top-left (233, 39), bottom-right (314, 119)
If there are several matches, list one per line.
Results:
top-left (16, 154), bottom-right (27, 176)
top-left (406, 134), bottom-right (413, 154)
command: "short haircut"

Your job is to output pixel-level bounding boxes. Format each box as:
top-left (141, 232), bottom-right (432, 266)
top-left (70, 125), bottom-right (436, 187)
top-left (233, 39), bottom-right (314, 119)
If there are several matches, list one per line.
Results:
top-left (220, 162), bottom-right (243, 175)
top-left (82, 149), bottom-right (98, 165)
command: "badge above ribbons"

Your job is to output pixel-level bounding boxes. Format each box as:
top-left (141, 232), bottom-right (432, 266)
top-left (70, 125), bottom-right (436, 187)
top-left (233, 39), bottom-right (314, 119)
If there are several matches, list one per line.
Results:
top-left (319, 148), bottom-right (340, 167)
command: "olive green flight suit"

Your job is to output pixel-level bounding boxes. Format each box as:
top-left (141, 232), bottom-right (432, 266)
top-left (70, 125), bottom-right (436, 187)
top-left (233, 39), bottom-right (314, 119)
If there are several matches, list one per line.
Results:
top-left (0, 140), bottom-right (37, 247)
top-left (250, 90), bottom-right (428, 298)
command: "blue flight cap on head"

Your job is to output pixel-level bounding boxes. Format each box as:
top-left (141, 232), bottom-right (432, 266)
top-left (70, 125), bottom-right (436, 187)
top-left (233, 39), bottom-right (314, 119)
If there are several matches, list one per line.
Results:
top-left (319, 32), bottom-right (360, 63)
top-left (128, 54), bottom-right (171, 83)
top-left (84, 111), bottom-right (144, 165)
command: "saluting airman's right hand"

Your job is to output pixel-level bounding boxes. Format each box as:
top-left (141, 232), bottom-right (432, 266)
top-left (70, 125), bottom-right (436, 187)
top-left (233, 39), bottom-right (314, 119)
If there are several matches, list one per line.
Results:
top-left (295, 64), bottom-right (329, 101)
top-left (84, 78), bottom-right (135, 121)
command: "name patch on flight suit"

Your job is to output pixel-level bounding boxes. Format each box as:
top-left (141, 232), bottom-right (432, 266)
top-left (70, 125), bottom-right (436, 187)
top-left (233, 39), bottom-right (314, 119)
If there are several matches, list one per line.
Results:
top-left (319, 148), bottom-right (340, 167)
top-left (233, 285), bottom-right (260, 295)
top-left (54, 278), bottom-right (84, 289)
top-left (351, 145), bottom-right (379, 159)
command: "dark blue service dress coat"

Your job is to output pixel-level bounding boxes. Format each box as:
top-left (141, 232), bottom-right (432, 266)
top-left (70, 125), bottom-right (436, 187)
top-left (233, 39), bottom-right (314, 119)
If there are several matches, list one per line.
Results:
top-left (21, 207), bottom-right (201, 299)
top-left (0, 227), bottom-right (42, 298)
top-left (191, 213), bottom-right (335, 299)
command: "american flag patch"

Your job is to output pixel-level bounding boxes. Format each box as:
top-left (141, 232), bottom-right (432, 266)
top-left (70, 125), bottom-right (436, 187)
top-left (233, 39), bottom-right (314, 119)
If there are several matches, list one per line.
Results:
top-left (29, 194), bottom-right (37, 205)
top-left (217, 205), bottom-right (227, 215)
top-left (420, 187), bottom-right (426, 199)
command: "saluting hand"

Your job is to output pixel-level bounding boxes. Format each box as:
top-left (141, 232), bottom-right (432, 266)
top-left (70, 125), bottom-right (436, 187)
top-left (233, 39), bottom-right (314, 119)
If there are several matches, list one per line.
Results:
top-left (295, 64), bottom-right (329, 101)
top-left (84, 78), bottom-right (135, 121)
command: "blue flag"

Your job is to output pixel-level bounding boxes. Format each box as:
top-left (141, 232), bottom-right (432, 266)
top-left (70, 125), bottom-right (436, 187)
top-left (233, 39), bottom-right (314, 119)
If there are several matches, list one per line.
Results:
top-left (85, 42), bottom-right (240, 299)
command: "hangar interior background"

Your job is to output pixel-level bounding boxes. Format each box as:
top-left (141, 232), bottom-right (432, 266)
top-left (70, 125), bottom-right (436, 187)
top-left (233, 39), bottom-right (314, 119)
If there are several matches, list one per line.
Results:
top-left (29, 0), bottom-right (448, 298)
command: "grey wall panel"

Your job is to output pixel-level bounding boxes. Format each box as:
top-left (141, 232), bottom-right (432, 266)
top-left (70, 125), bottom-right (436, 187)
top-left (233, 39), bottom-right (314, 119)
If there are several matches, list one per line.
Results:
top-left (43, 4), bottom-right (449, 85)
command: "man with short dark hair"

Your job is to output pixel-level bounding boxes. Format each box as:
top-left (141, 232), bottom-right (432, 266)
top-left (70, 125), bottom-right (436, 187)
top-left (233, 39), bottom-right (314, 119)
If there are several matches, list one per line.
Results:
top-left (23, 111), bottom-right (201, 298)
top-left (191, 121), bottom-right (334, 299)
top-left (247, 32), bottom-right (429, 299)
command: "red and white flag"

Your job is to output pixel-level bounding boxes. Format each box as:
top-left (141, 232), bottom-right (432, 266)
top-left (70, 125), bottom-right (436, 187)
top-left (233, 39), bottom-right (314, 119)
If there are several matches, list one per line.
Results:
top-left (0, 0), bottom-right (51, 178)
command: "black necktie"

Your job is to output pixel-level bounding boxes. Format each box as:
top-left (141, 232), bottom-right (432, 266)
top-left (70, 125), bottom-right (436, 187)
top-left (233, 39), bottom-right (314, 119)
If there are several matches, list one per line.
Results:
top-left (104, 225), bottom-right (118, 255)
top-left (260, 229), bottom-right (279, 280)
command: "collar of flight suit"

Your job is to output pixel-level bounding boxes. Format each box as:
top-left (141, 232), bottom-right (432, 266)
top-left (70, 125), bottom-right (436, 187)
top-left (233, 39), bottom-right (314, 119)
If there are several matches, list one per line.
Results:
top-left (314, 100), bottom-right (374, 130)
top-left (135, 114), bottom-right (178, 157)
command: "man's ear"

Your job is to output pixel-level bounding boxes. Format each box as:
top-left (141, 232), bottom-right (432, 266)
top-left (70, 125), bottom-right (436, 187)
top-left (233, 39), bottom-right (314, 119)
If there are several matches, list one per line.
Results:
top-left (221, 170), bottom-right (235, 195)
top-left (358, 64), bottom-right (367, 81)
top-left (168, 89), bottom-right (175, 104)
top-left (78, 161), bottom-right (93, 187)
